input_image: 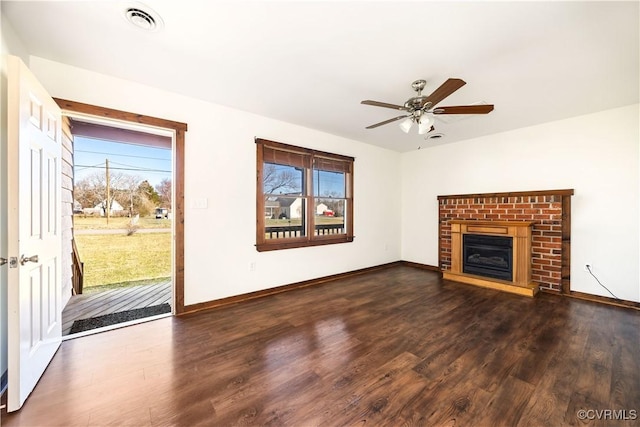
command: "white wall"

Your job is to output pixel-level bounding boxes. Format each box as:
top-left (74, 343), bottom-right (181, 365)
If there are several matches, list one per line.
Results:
top-left (28, 56), bottom-right (403, 306)
top-left (401, 104), bottom-right (640, 302)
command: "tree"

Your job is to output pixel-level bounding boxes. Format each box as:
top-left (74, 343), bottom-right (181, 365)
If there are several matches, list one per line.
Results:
top-left (155, 178), bottom-right (172, 209)
top-left (138, 180), bottom-right (160, 207)
top-left (75, 170), bottom-right (133, 215)
top-left (263, 164), bottom-right (300, 195)
top-left (113, 174), bottom-right (144, 217)
top-left (135, 194), bottom-right (156, 217)
top-left (74, 178), bottom-right (99, 210)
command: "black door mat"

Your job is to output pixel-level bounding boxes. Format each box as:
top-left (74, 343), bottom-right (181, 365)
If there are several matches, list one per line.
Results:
top-left (69, 303), bottom-right (171, 334)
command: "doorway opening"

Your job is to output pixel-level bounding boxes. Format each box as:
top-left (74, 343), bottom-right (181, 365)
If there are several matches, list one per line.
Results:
top-left (54, 99), bottom-right (187, 336)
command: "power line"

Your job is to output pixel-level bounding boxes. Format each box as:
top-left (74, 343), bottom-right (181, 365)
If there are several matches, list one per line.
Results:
top-left (109, 160), bottom-right (169, 171)
top-left (75, 164), bottom-right (171, 173)
top-left (75, 149), bottom-right (170, 161)
top-left (75, 162), bottom-right (106, 172)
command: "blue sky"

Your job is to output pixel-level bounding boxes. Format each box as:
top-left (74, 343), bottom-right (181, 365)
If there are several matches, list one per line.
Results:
top-left (74, 136), bottom-right (171, 188)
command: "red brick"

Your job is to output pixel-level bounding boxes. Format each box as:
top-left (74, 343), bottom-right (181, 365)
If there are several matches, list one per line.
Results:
top-left (533, 214), bottom-right (552, 220)
top-left (516, 215), bottom-right (534, 220)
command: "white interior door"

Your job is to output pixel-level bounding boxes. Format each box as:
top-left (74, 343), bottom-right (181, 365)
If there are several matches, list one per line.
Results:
top-left (6, 55), bottom-right (63, 412)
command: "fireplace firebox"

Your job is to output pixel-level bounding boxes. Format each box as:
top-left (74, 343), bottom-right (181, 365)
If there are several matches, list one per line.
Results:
top-left (463, 234), bottom-right (513, 281)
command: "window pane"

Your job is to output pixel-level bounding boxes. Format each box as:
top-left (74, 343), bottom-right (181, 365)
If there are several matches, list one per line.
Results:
top-left (263, 163), bottom-right (303, 196)
top-left (265, 196), bottom-right (306, 239)
top-left (313, 169), bottom-right (345, 198)
top-left (315, 198), bottom-right (346, 236)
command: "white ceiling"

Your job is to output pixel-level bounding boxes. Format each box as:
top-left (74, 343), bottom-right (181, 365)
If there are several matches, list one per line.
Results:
top-left (3, 1), bottom-right (639, 152)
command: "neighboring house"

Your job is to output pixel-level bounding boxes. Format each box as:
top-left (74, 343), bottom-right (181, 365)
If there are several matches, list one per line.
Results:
top-left (84, 200), bottom-right (124, 216)
top-left (268, 200), bottom-right (331, 219)
top-left (276, 196), bottom-right (303, 219)
top-left (316, 203), bottom-right (328, 215)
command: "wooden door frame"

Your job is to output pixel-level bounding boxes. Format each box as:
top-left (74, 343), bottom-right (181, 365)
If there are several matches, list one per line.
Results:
top-left (53, 98), bottom-right (188, 314)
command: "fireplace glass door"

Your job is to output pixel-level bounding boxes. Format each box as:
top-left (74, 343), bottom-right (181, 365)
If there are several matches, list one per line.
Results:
top-left (463, 234), bottom-right (513, 281)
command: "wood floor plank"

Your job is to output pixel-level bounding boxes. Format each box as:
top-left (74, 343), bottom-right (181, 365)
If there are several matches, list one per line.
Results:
top-left (608, 309), bottom-right (640, 411)
top-left (2, 266), bottom-right (638, 427)
top-left (475, 374), bottom-right (536, 427)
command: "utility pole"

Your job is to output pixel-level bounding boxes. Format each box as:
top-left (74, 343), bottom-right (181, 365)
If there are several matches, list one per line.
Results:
top-left (106, 158), bottom-right (110, 225)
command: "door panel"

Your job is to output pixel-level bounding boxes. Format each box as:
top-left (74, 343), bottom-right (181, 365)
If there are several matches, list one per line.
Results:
top-left (7, 55), bottom-right (63, 411)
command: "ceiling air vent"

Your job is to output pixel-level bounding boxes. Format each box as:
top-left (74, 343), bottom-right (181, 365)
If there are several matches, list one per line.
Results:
top-left (124, 6), bottom-right (163, 31)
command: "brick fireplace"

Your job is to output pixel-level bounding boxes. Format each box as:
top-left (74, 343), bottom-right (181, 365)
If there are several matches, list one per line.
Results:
top-left (438, 189), bottom-right (574, 293)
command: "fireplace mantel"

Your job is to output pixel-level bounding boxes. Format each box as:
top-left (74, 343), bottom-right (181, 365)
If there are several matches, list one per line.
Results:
top-left (443, 220), bottom-right (539, 297)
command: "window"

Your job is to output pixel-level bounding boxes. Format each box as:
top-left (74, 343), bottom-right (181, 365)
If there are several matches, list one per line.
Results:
top-left (256, 138), bottom-right (354, 251)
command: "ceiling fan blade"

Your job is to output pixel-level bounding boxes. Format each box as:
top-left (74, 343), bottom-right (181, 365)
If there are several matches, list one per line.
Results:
top-left (365, 115), bottom-right (410, 129)
top-left (432, 105), bottom-right (495, 114)
top-left (361, 100), bottom-right (407, 111)
top-left (424, 78), bottom-right (466, 107)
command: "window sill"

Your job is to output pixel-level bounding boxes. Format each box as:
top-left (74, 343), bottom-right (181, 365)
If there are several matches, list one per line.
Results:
top-left (256, 236), bottom-right (354, 252)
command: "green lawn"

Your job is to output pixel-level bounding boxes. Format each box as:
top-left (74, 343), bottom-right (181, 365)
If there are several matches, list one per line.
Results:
top-left (75, 232), bottom-right (171, 288)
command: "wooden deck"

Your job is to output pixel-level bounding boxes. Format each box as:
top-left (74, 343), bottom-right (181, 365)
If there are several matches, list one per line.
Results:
top-left (62, 280), bottom-right (172, 336)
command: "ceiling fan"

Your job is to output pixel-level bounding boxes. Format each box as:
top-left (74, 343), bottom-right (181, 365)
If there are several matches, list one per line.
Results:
top-left (361, 78), bottom-right (494, 135)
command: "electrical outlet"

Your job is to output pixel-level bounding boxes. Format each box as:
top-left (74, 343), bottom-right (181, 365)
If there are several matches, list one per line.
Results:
top-left (250, 262), bottom-right (256, 271)
top-left (584, 263), bottom-right (592, 272)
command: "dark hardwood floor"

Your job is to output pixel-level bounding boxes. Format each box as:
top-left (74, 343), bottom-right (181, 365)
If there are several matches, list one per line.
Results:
top-left (2, 266), bottom-right (639, 426)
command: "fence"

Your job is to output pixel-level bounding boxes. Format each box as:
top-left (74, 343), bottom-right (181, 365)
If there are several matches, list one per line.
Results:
top-left (265, 223), bottom-right (344, 239)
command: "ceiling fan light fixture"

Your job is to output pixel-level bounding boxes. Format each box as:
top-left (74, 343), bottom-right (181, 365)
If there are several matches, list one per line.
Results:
top-left (418, 115), bottom-right (434, 134)
top-left (399, 117), bottom-right (413, 133)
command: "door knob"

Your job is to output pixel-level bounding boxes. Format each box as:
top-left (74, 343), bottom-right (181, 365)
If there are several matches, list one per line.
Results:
top-left (20, 254), bottom-right (39, 265)
top-left (0, 257), bottom-right (6, 266)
